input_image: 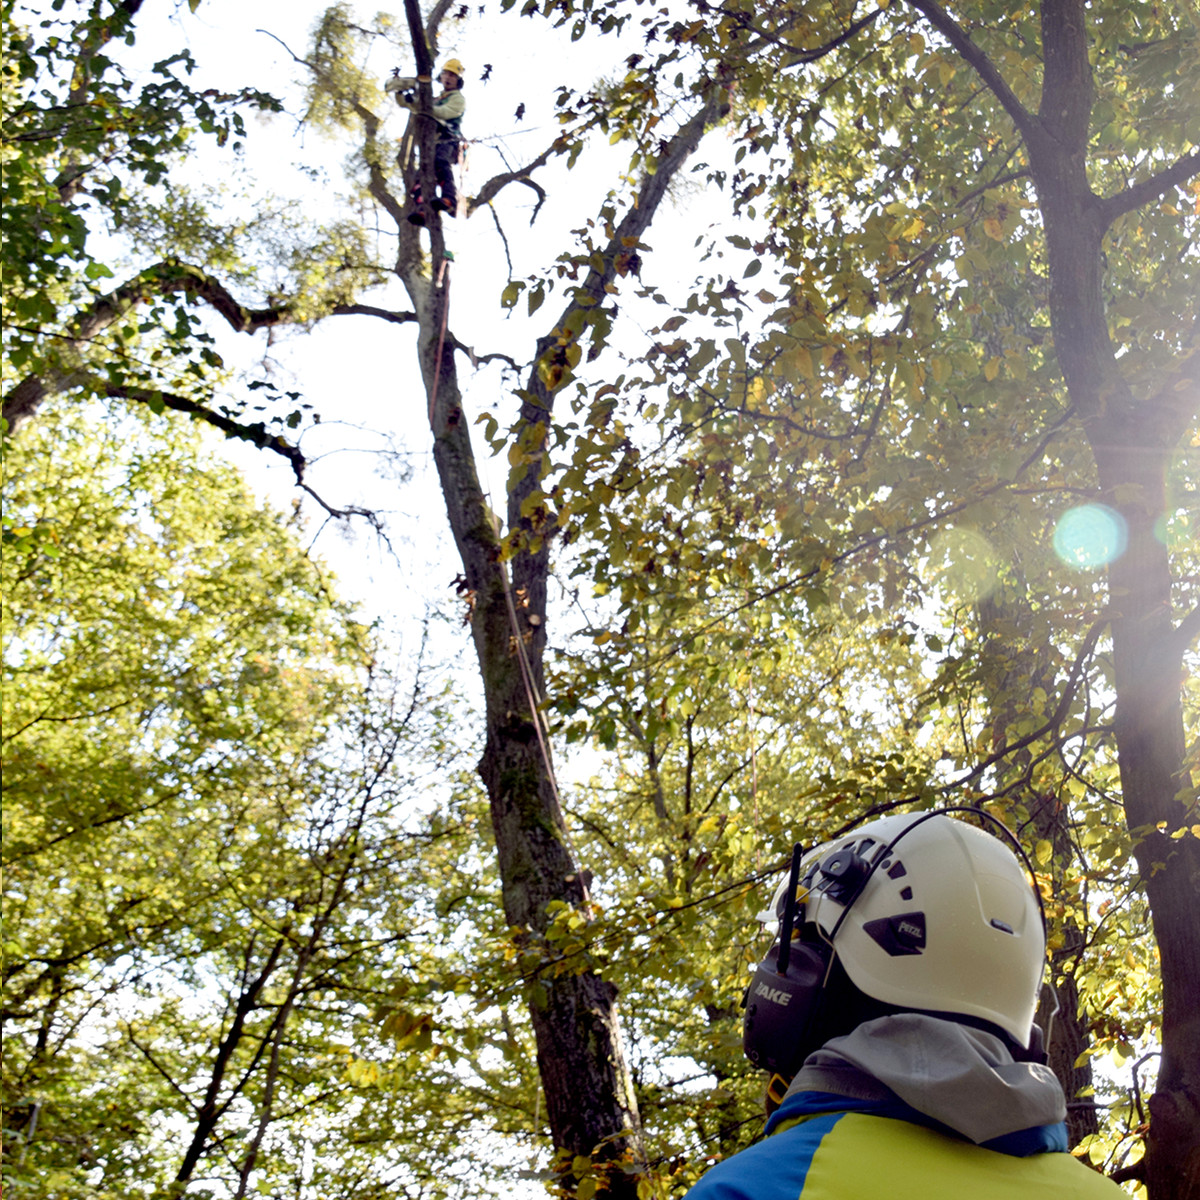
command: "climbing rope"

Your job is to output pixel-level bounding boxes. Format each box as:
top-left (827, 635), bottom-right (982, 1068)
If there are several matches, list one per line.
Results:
top-left (427, 258), bottom-right (451, 425)
top-left (428, 253), bottom-right (574, 872)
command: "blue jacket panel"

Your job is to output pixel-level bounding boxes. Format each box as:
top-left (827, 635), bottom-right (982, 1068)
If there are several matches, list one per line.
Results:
top-left (685, 1093), bottom-right (1125, 1200)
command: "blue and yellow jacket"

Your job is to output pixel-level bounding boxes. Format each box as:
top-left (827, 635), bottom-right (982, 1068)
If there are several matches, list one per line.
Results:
top-left (684, 1089), bottom-right (1125, 1200)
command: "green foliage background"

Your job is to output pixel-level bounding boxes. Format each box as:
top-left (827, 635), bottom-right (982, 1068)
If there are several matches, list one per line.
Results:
top-left (4, 0), bottom-right (1199, 1196)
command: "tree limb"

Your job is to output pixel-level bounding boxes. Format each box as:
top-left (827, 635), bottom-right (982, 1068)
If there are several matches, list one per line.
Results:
top-left (1, 263), bottom-right (419, 434)
top-left (98, 384), bottom-right (385, 528)
top-left (1099, 146), bottom-right (1200, 226)
top-left (1168, 604), bottom-right (1200, 661)
top-left (424, 0), bottom-right (456, 53)
top-left (330, 303), bottom-right (418, 325)
top-left (99, 383), bottom-right (307, 478)
top-left (904, 0), bottom-right (1042, 147)
top-left (467, 141), bottom-right (560, 222)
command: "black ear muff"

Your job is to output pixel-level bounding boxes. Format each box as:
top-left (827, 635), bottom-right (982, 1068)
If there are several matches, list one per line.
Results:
top-left (742, 840), bottom-right (834, 1080)
top-left (742, 938), bottom-right (831, 1079)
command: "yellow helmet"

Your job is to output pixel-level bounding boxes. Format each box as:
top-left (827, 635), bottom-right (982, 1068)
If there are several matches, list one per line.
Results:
top-left (442, 58), bottom-right (465, 78)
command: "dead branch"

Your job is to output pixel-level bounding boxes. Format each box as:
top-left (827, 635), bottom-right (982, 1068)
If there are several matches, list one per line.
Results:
top-left (467, 140), bottom-right (561, 222)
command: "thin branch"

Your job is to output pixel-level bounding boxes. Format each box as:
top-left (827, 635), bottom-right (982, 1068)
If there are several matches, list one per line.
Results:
top-left (330, 303), bottom-right (417, 324)
top-left (445, 333), bottom-right (519, 371)
top-left (1099, 146), bottom-right (1200, 226)
top-left (951, 616), bottom-right (1109, 790)
top-left (485, 200), bottom-right (515, 275)
top-left (467, 142), bottom-right (560, 221)
top-left (174, 935), bottom-right (289, 1186)
top-left (641, 406), bottom-right (1079, 671)
top-left (125, 1025), bottom-right (195, 1106)
top-left (1, 787), bottom-right (186, 867)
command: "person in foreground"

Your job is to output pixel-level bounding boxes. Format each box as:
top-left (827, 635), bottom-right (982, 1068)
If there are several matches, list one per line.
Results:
top-left (686, 810), bottom-right (1125, 1200)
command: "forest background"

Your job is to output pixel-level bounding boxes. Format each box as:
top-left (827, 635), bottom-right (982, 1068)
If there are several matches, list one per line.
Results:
top-left (3, 1), bottom-right (1198, 1200)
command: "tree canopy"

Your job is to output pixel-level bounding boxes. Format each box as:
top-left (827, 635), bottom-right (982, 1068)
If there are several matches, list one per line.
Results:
top-left (3, 1), bottom-right (1198, 1198)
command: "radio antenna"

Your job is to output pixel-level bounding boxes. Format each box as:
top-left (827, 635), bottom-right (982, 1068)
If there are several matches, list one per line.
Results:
top-left (776, 842), bottom-right (804, 975)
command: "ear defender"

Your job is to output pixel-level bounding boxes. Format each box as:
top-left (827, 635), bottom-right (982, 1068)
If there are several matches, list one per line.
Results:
top-left (742, 843), bottom-right (833, 1083)
top-left (742, 939), bottom-right (830, 1078)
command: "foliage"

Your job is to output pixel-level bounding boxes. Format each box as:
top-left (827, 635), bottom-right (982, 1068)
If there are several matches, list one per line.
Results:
top-left (537, 0), bottom-right (1199, 1183)
top-left (0, 406), bottom-right (507, 1199)
top-left (1, 0), bottom-right (283, 424)
top-left (4, 0), bottom-right (1199, 1197)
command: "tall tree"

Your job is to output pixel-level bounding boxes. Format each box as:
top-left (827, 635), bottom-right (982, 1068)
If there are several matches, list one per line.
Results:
top-left (565, 0), bottom-right (1197, 1190)
top-left (3, 0), bottom-right (736, 1188)
top-left (1, 403), bottom-right (491, 1198)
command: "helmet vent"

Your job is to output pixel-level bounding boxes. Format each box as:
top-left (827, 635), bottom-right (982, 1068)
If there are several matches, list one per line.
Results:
top-left (990, 918), bottom-right (1015, 934)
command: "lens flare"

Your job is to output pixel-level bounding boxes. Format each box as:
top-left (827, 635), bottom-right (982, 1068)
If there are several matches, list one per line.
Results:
top-left (1052, 504), bottom-right (1127, 569)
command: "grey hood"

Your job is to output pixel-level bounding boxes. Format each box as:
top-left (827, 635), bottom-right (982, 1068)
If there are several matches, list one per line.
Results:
top-left (784, 1013), bottom-right (1067, 1144)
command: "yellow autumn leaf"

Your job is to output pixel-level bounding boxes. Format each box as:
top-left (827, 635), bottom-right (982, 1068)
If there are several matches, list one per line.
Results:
top-left (983, 217), bottom-right (1005, 241)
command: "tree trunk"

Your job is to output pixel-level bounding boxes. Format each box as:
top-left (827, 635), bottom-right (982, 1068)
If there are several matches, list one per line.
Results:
top-left (1091, 431), bottom-right (1200, 1200)
top-left (1026, 2), bottom-right (1200, 1193)
top-left (399, 0), bottom-right (730, 1169)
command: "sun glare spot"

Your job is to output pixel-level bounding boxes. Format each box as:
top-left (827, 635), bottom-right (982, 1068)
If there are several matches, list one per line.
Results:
top-left (1052, 504), bottom-right (1127, 569)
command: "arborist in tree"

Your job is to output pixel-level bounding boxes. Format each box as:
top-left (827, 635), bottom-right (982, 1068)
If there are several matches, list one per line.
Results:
top-left (386, 58), bottom-right (466, 225)
top-left (686, 812), bottom-right (1125, 1199)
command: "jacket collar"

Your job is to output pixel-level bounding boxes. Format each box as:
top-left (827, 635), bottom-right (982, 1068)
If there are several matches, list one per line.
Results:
top-left (769, 1014), bottom-right (1068, 1156)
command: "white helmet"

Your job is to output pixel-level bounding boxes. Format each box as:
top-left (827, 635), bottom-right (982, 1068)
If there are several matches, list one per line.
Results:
top-left (759, 811), bottom-right (1046, 1046)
